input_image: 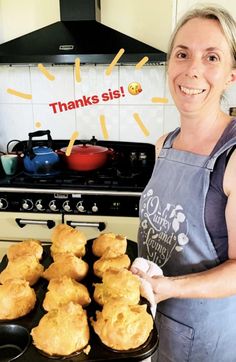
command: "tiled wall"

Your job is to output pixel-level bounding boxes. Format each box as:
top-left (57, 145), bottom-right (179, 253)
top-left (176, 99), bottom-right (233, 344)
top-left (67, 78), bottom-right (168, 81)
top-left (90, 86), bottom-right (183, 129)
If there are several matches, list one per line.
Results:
top-left (0, 63), bottom-right (235, 151)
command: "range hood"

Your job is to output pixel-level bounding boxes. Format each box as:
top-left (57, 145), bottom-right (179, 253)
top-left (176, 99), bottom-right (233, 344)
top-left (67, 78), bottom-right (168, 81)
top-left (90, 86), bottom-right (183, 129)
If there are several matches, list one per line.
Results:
top-left (0, 0), bottom-right (166, 65)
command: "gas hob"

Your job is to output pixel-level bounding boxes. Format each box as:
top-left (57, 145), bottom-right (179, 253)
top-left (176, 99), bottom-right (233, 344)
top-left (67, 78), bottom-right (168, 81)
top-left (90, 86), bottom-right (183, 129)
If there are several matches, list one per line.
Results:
top-left (0, 140), bottom-right (155, 217)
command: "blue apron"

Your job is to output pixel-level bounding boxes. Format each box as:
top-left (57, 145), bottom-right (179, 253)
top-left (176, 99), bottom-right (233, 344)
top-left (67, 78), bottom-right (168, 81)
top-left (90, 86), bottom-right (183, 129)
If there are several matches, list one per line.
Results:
top-left (138, 127), bottom-right (236, 362)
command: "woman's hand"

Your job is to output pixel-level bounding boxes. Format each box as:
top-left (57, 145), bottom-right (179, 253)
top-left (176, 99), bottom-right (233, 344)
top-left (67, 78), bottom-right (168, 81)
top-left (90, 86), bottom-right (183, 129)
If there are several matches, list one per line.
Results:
top-left (130, 266), bottom-right (175, 304)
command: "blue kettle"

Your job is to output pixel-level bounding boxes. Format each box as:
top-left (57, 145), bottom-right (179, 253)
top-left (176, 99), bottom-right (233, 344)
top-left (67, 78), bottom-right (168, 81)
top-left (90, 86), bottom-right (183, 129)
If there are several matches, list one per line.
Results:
top-left (23, 130), bottom-right (60, 176)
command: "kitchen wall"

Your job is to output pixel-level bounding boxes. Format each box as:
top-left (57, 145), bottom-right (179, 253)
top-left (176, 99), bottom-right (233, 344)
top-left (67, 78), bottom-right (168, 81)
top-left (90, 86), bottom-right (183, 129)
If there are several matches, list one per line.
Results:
top-left (0, 0), bottom-right (235, 150)
top-left (0, 63), bottom-right (173, 150)
top-left (0, 63), bottom-right (235, 151)
top-left (0, 0), bottom-right (59, 44)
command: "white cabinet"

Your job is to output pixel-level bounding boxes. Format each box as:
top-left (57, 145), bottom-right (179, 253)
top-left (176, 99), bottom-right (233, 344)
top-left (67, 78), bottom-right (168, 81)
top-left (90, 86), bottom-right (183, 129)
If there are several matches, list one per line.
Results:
top-left (0, 0), bottom-right (59, 44)
top-left (101, 0), bottom-right (176, 53)
top-left (176, 0), bottom-right (236, 21)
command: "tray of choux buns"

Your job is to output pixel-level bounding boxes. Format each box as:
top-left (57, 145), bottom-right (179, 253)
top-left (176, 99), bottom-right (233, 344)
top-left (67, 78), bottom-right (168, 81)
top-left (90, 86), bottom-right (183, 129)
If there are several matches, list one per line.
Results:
top-left (0, 224), bottom-right (158, 362)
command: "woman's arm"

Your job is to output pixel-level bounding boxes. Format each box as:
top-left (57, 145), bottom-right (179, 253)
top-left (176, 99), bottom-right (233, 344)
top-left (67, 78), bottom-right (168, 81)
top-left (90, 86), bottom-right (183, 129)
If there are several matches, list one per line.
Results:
top-left (131, 149), bottom-right (236, 303)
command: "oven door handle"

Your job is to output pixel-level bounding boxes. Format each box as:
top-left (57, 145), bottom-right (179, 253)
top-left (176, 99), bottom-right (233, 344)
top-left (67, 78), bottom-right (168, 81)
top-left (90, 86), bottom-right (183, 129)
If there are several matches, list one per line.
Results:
top-left (66, 221), bottom-right (106, 231)
top-left (15, 218), bottom-right (55, 229)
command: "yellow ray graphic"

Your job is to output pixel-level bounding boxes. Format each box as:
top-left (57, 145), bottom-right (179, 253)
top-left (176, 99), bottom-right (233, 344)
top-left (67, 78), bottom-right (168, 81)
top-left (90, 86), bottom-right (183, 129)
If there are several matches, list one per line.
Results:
top-left (38, 63), bottom-right (55, 81)
top-left (66, 131), bottom-right (79, 156)
top-left (133, 113), bottom-right (150, 137)
top-left (135, 56), bottom-right (149, 70)
top-left (151, 97), bottom-right (168, 104)
top-left (75, 58), bottom-right (81, 83)
top-left (7, 88), bottom-right (32, 100)
top-left (105, 48), bottom-right (125, 76)
top-left (35, 121), bottom-right (42, 128)
top-left (100, 115), bottom-right (109, 139)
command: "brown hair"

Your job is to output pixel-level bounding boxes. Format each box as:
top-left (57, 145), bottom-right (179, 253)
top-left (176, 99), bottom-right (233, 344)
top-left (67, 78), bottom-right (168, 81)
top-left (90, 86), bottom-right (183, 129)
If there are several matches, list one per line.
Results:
top-left (167, 4), bottom-right (236, 68)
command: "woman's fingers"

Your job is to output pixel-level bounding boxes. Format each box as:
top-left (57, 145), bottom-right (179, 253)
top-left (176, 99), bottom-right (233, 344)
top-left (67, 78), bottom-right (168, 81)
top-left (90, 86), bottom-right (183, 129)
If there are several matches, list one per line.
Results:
top-left (130, 266), bottom-right (149, 279)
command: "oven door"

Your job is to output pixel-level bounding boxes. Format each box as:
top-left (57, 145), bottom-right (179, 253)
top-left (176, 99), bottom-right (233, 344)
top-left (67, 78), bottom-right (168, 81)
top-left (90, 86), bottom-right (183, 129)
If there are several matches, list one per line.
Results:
top-left (0, 212), bottom-right (61, 241)
top-left (64, 214), bottom-right (139, 241)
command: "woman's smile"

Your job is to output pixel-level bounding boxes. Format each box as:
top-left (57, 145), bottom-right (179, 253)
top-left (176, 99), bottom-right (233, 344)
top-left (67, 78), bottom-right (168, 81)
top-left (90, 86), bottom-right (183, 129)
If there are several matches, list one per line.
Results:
top-left (179, 85), bottom-right (206, 95)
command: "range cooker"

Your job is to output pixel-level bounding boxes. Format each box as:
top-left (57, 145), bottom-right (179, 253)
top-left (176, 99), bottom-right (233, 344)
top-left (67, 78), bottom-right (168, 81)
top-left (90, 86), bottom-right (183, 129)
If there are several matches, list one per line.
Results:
top-left (0, 138), bottom-right (155, 259)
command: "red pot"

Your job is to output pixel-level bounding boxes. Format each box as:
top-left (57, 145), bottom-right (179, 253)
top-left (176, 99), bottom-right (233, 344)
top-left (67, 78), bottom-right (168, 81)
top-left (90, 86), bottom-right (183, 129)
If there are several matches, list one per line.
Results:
top-left (59, 144), bottom-right (114, 171)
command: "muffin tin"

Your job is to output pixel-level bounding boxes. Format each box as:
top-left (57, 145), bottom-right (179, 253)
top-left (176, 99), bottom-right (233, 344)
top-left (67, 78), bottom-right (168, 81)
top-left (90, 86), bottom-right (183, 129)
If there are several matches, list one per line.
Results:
top-left (0, 239), bottom-right (158, 361)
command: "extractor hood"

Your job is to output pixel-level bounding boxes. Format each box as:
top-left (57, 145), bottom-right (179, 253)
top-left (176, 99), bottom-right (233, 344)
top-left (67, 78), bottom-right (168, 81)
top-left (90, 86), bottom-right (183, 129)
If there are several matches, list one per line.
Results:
top-left (0, 0), bottom-right (166, 64)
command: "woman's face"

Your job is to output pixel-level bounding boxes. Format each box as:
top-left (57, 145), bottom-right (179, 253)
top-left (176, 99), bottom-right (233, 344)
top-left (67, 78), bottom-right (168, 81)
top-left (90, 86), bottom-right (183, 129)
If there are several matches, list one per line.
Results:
top-left (168, 17), bottom-right (235, 117)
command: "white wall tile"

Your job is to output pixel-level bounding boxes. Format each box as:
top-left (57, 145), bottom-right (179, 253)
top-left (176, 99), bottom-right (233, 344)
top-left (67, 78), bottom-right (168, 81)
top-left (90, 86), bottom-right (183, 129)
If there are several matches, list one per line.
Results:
top-left (0, 65), bottom-right (31, 104)
top-left (119, 105), bottom-right (163, 145)
top-left (119, 65), bottom-right (166, 105)
top-left (0, 104), bottom-right (34, 151)
top-left (75, 65), bottom-right (119, 105)
top-left (32, 104), bottom-right (76, 140)
top-left (30, 65), bottom-right (74, 104)
top-left (75, 105), bottom-right (119, 141)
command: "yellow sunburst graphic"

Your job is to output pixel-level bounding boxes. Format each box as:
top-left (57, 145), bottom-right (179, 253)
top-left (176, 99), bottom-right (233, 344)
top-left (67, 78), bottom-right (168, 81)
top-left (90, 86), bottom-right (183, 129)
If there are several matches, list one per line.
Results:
top-left (6, 48), bottom-right (168, 151)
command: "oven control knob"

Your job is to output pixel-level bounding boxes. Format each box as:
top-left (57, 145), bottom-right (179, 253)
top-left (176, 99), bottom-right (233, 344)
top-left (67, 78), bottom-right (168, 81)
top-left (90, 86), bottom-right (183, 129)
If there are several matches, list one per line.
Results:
top-left (63, 201), bottom-right (71, 212)
top-left (76, 202), bottom-right (85, 213)
top-left (0, 198), bottom-right (8, 210)
top-left (92, 203), bottom-right (98, 213)
top-left (49, 200), bottom-right (58, 212)
top-left (35, 200), bottom-right (45, 211)
top-left (22, 199), bottom-right (33, 210)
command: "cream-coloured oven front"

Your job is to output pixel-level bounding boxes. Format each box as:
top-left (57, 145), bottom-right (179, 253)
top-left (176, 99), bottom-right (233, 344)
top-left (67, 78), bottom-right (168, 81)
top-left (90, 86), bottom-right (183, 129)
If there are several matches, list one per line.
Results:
top-left (0, 211), bottom-right (139, 260)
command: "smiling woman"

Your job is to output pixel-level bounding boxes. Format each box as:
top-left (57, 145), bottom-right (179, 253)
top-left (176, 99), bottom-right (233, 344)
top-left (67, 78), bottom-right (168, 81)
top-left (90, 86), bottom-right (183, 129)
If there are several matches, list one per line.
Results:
top-left (130, 4), bottom-right (236, 362)
top-left (167, 17), bottom-right (236, 131)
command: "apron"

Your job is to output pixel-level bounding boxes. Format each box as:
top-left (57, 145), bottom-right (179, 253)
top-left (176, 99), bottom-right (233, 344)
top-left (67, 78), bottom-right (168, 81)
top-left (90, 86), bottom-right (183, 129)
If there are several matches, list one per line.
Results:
top-left (138, 127), bottom-right (236, 362)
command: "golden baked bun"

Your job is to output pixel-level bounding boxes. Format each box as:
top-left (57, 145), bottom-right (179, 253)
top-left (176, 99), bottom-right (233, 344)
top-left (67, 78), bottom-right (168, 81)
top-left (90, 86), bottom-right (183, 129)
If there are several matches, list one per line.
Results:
top-left (92, 233), bottom-right (127, 257)
top-left (43, 276), bottom-right (91, 311)
top-left (93, 248), bottom-right (131, 278)
top-left (93, 269), bottom-right (140, 306)
top-left (31, 302), bottom-right (90, 356)
top-left (91, 301), bottom-right (153, 350)
top-left (0, 255), bottom-right (44, 286)
top-left (42, 253), bottom-right (88, 281)
top-left (0, 278), bottom-right (36, 320)
top-left (7, 239), bottom-right (43, 261)
top-left (51, 224), bottom-right (87, 258)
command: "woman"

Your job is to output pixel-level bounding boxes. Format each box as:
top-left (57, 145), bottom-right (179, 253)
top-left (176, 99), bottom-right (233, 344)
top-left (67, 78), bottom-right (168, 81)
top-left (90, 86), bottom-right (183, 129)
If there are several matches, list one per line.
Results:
top-left (131, 5), bottom-right (236, 362)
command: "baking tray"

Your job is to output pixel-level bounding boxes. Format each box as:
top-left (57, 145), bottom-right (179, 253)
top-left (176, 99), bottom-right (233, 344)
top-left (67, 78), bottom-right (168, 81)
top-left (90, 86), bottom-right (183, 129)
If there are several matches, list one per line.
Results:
top-left (0, 239), bottom-right (158, 361)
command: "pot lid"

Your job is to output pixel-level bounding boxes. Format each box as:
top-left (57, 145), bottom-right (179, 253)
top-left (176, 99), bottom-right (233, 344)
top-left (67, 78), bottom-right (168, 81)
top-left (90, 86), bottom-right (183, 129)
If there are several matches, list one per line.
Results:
top-left (71, 144), bottom-right (108, 154)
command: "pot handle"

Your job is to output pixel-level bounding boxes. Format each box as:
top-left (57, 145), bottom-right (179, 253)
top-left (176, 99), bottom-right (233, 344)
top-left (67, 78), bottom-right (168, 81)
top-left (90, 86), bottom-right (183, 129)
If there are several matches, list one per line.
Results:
top-left (27, 130), bottom-right (53, 159)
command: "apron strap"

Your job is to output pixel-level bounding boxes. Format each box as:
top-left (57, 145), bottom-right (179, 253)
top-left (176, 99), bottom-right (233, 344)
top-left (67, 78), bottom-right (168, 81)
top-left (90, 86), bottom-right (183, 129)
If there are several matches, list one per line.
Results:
top-left (205, 137), bottom-right (236, 171)
top-left (159, 128), bottom-right (180, 158)
top-left (158, 123), bottom-right (236, 168)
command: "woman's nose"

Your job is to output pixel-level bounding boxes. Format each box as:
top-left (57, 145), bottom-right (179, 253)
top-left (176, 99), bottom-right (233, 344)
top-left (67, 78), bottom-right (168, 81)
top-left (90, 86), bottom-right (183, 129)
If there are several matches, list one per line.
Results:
top-left (185, 58), bottom-right (201, 79)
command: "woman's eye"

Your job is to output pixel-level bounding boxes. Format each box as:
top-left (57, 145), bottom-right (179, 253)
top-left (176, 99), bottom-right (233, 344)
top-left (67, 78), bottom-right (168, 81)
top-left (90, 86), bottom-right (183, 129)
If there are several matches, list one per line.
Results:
top-left (176, 52), bottom-right (187, 59)
top-left (207, 54), bottom-right (219, 62)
